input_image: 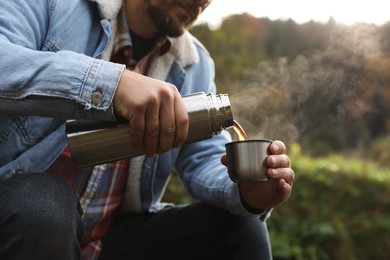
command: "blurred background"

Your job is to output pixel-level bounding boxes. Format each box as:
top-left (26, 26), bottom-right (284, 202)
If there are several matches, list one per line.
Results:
top-left (164, 1), bottom-right (390, 259)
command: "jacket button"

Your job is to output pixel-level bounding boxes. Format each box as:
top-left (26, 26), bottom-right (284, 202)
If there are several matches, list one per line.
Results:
top-left (91, 91), bottom-right (103, 104)
top-left (91, 85), bottom-right (103, 104)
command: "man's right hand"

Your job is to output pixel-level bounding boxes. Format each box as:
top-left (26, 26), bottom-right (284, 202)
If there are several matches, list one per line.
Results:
top-left (113, 70), bottom-right (189, 157)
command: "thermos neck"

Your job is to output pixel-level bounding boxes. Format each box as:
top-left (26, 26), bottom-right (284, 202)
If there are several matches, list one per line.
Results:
top-left (206, 93), bottom-right (234, 134)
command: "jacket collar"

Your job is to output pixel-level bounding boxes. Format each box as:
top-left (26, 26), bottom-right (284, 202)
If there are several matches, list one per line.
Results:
top-left (91, 0), bottom-right (199, 70)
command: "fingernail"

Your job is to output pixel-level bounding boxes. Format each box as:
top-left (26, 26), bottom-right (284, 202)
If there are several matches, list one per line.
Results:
top-left (269, 168), bottom-right (277, 176)
top-left (272, 142), bottom-right (280, 153)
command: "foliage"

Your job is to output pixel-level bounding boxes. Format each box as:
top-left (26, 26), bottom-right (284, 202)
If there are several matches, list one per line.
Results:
top-left (191, 15), bottom-right (390, 157)
top-left (367, 135), bottom-right (390, 167)
top-left (191, 14), bottom-right (268, 92)
top-left (268, 144), bottom-right (390, 260)
top-left (191, 14), bottom-right (332, 93)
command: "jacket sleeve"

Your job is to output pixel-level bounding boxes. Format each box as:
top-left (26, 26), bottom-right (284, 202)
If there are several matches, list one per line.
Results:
top-left (174, 40), bottom-right (271, 219)
top-left (0, 0), bottom-right (124, 120)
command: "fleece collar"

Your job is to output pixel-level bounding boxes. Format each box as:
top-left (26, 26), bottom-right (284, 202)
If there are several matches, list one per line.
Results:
top-left (91, 0), bottom-right (199, 72)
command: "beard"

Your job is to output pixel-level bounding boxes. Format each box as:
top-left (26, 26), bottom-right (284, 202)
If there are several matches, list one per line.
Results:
top-left (146, 0), bottom-right (198, 37)
top-left (148, 7), bottom-right (184, 37)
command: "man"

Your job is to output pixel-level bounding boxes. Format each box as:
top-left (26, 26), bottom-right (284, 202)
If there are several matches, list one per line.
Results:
top-left (0, 0), bottom-right (294, 259)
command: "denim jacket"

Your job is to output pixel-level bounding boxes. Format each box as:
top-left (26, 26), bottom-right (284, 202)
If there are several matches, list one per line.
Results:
top-left (0, 0), bottom-right (268, 218)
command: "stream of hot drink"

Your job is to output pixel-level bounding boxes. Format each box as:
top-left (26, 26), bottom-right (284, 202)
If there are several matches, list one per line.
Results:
top-left (233, 120), bottom-right (248, 141)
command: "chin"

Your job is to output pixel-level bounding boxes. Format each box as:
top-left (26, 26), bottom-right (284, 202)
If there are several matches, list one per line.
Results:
top-left (166, 28), bottom-right (186, 37)
top-left (163, 19), bottom-right (187, 37)
top-left (167, 19), bottom-right (194, 37)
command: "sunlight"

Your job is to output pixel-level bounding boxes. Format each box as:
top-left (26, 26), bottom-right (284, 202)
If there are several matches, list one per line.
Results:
top-left (197, 0), bottom-right (390, 27)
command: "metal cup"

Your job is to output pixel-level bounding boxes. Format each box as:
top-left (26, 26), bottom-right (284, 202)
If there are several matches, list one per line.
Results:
top-left (225, 139), bottom-right (273, 183)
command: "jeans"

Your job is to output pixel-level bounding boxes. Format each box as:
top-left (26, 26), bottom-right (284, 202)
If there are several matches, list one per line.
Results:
top-left (0, 173), bottom-right (272, 260)
top-left (0, 173), bottom-right (84, 260)
top-left (100, 203), bottom-right (272, 260)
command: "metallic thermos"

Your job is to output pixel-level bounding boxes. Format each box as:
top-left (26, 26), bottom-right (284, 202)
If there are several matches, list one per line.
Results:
top-left (66, 92), bottom-right (234, 168)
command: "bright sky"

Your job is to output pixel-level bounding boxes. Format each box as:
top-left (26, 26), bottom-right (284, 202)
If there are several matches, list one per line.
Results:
top-left (196, 0), bottom-right (390, 28)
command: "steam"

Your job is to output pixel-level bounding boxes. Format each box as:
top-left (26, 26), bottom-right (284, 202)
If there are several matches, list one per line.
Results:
top-left (228, 22), bottom-right (385, 147)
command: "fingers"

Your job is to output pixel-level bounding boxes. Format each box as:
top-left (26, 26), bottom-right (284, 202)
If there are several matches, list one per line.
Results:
top-left (267, 140), bottom-right (294, 187)
top-left (268, 167), bottom-right (295, 187)
top-left (220, 154), bottom-right (228, 166)
top-left (277, 178), bottom-right (293, 202)
top-left (144, 95), bottom-right (161, 156)
top-left (114, 71), bottom-right (189, 157)
top-left (127, 102), bottom-right (146, 154)
top-left (143, 86), bottom-right (188, 156)
top-left (267, 151), bottom-right (294, 186)
top-left (269, 140), bottom-right (286, 155)
top-left (155, 88), bottom-right (188, 155)
top-left (173, 92), bottom-right (189, 148)
top-left (267, 153), bottom-right (291, 168)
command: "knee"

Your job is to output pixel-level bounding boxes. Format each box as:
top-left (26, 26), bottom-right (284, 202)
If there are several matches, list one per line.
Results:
top-left (222, 214), bottom-right (272, 259)
top-left (1, 173), bottom-right (83, 237)
top-left (0, 173), bottom-right (85, 259)
top-left (192, 204), bottom-right (271, 259)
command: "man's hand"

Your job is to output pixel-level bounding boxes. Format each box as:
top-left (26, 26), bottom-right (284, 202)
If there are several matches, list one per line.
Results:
top-left (114, 70), bottom-right (189, 157)
top-left (222, 140), bottom-right (294, 209)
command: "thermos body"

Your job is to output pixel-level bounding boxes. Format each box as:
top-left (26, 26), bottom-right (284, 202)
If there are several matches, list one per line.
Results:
top-left (66, 92), bottom-right (233, 168)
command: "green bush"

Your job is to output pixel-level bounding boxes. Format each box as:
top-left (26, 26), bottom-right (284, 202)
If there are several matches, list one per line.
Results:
top-left (368, 135), bottom-right (390, 167)
top-left (268, 143), bottom-right (390, 260)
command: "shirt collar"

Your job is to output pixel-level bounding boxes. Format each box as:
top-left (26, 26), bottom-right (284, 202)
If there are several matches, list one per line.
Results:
top-left (114, 8), bottom-right (133, 53)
